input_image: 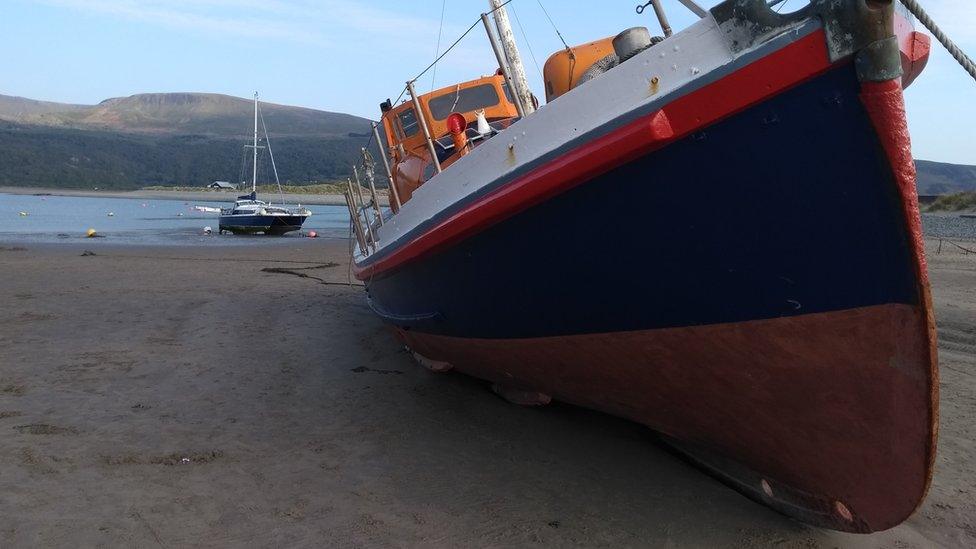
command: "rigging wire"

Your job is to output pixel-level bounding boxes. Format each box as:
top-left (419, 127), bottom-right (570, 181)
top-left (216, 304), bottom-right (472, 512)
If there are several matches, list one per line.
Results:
top-left (257, 103), bottom-right (284, 205)
top-left (430, 0), bottom-right (447, 93)
top-left (509, 1), bottom-right (544, 81)
top-left (411, 19), bottom-right (481, 86)
top-left (359, 0), bottom-right (517, 200)
top-left (536, 0), bottom-right (571, 52)
top-left (410, 0), bottom-right (514, 85)
top-left (386, 0), bottom-right (516, 109)
top-left (534, 0), bottom-right (574, 90)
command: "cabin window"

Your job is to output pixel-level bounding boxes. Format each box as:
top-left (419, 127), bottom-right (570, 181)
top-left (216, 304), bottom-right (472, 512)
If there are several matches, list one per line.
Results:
top-left (428, 84), bottom-right (501, 120)
top-left (398, 108), bottom-right (420, 138)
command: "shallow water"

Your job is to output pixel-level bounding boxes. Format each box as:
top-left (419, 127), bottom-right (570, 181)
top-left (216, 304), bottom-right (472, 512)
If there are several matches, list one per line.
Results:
top-left (2, 192), bottom-right (973, 247)
top-left (0, 192), bottom-right (351, 245)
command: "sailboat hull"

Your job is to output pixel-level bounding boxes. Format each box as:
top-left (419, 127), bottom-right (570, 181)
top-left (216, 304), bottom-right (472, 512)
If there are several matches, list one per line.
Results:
top-left (218, 214), bottom-right (308, 235)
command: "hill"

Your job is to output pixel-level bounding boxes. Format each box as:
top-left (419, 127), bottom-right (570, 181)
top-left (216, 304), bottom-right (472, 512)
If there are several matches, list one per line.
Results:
top-left (0, 92), bottom-right (371, 137)
top-left (0, 92), bottom-right (973, 193)
top-left (915, 160), bottom-right (976, 195)
top-left (0, 94), bottom-right (88, 120)
top-left (0, 92), bottom-right (378, 189)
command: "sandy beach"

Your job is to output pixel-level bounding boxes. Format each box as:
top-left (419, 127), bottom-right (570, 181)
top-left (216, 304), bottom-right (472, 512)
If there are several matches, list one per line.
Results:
top-left (0, 238), bottom-right (973, 547)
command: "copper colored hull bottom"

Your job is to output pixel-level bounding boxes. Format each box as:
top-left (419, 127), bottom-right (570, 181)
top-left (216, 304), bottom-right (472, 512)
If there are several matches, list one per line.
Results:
top-left (395, 304), bottom-right (936, 533)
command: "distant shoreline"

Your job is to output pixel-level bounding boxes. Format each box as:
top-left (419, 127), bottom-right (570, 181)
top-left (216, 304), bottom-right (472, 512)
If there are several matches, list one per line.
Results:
top-left (0, 186), bottom-right (367, 206)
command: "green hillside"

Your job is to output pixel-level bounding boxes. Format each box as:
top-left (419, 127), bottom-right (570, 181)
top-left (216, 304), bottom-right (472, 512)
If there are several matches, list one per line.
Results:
top-left (925, 192), bottom-right (976, 212)
top-left (1, 92), bottom-right (973, 194)
top-left (0, 92), bottom-right (380, 190)
top-left (0, 121), bottom-right (373, 190)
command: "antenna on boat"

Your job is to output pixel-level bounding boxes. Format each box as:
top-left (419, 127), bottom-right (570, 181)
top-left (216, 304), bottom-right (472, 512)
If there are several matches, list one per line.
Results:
top-left (488, 0), bottom-right (536, 115)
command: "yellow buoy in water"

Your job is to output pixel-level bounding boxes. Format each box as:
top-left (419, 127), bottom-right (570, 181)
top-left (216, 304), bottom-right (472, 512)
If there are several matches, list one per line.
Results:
top-left (86, 228), bottom-right (97, 238)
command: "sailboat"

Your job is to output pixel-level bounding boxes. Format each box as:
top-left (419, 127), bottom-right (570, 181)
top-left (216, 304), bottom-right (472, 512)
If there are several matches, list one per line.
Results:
top-left (218, 93), bottom-right (311, 235)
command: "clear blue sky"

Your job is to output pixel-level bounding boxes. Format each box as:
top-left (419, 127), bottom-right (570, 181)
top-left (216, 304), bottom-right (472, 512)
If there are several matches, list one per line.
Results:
top-left (3, 0), bottom-right (974, 164)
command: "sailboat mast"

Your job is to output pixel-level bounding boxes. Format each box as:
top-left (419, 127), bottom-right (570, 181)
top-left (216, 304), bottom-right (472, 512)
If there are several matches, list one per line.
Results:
top-left (252, 92), bottom-right (259, 193)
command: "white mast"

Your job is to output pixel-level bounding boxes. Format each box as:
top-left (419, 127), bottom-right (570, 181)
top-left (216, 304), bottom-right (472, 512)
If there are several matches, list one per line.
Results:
top-left (488, 0), bottom-right (535, 115)
top-left (252, 92), bottom-right (259, 193)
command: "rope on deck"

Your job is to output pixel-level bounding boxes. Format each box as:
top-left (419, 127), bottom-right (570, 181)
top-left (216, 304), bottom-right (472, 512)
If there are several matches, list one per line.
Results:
top-left (900, 0), bottom-right (976, 83)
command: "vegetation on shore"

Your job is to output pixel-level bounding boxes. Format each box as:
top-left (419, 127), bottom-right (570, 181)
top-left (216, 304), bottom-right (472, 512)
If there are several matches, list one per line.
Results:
top-left (142, 182), bottom-right (388, 196)
top-left (0, 121), bottom-right (381, 191)
top-left (925, 192), bottom-right (976, 212)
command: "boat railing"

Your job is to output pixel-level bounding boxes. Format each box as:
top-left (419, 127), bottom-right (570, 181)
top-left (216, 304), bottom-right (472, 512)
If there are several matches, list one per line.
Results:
top-left (345, 144), bottom-right (399, 256)
top-left (344, 0), bottom-right (557, 257)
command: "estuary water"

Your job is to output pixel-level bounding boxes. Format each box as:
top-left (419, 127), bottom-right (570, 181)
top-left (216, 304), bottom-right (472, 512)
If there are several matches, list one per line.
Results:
top-left (0, 193), bottom-right (351, 245)
top-left (2, 191), bottom-right (973, 246)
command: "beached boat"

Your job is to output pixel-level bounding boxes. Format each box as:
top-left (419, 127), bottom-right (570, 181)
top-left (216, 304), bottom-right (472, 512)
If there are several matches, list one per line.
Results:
top-left (219, 192), bottom-right (310, 235)
top-left (348, 0), bottom-right (937, 533)
top-left (218, 93), bottom-right (310, 235)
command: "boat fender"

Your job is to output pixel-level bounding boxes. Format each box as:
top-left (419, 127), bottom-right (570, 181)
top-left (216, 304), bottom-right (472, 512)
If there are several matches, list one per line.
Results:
top-left (614, 26), bottom-right (653, 63)
top-left (577, 28), bottom-right (663, 87)
top-left (573, 53), bottom-right (620, 88)
top-left (576, 53), bottom-right (619, 86)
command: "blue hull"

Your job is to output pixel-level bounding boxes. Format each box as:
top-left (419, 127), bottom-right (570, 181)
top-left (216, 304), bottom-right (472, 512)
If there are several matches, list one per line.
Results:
top-left (364, 63), bottom-right (918, 338)
top-left (219, 214), bottom-right (308, 235)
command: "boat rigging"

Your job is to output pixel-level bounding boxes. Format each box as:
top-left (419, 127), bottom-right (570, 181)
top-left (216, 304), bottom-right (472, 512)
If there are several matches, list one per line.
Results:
top-left (217, 93), bottom-right (311, 236)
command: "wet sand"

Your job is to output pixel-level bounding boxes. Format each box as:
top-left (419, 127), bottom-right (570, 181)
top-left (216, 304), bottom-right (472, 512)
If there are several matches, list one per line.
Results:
top-left (0, 239), bottom-right (973, 547)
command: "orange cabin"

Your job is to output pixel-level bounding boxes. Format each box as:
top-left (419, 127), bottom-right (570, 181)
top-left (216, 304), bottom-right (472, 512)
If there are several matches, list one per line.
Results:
top-left (380, 74), bottom-right (519, 204)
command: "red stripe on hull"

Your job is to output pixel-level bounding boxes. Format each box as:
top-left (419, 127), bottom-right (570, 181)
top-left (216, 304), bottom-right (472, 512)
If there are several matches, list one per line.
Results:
top-left (396, 304), bottom-right (934, 533)
top-left (354, 31), bottom-right (834, 280)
